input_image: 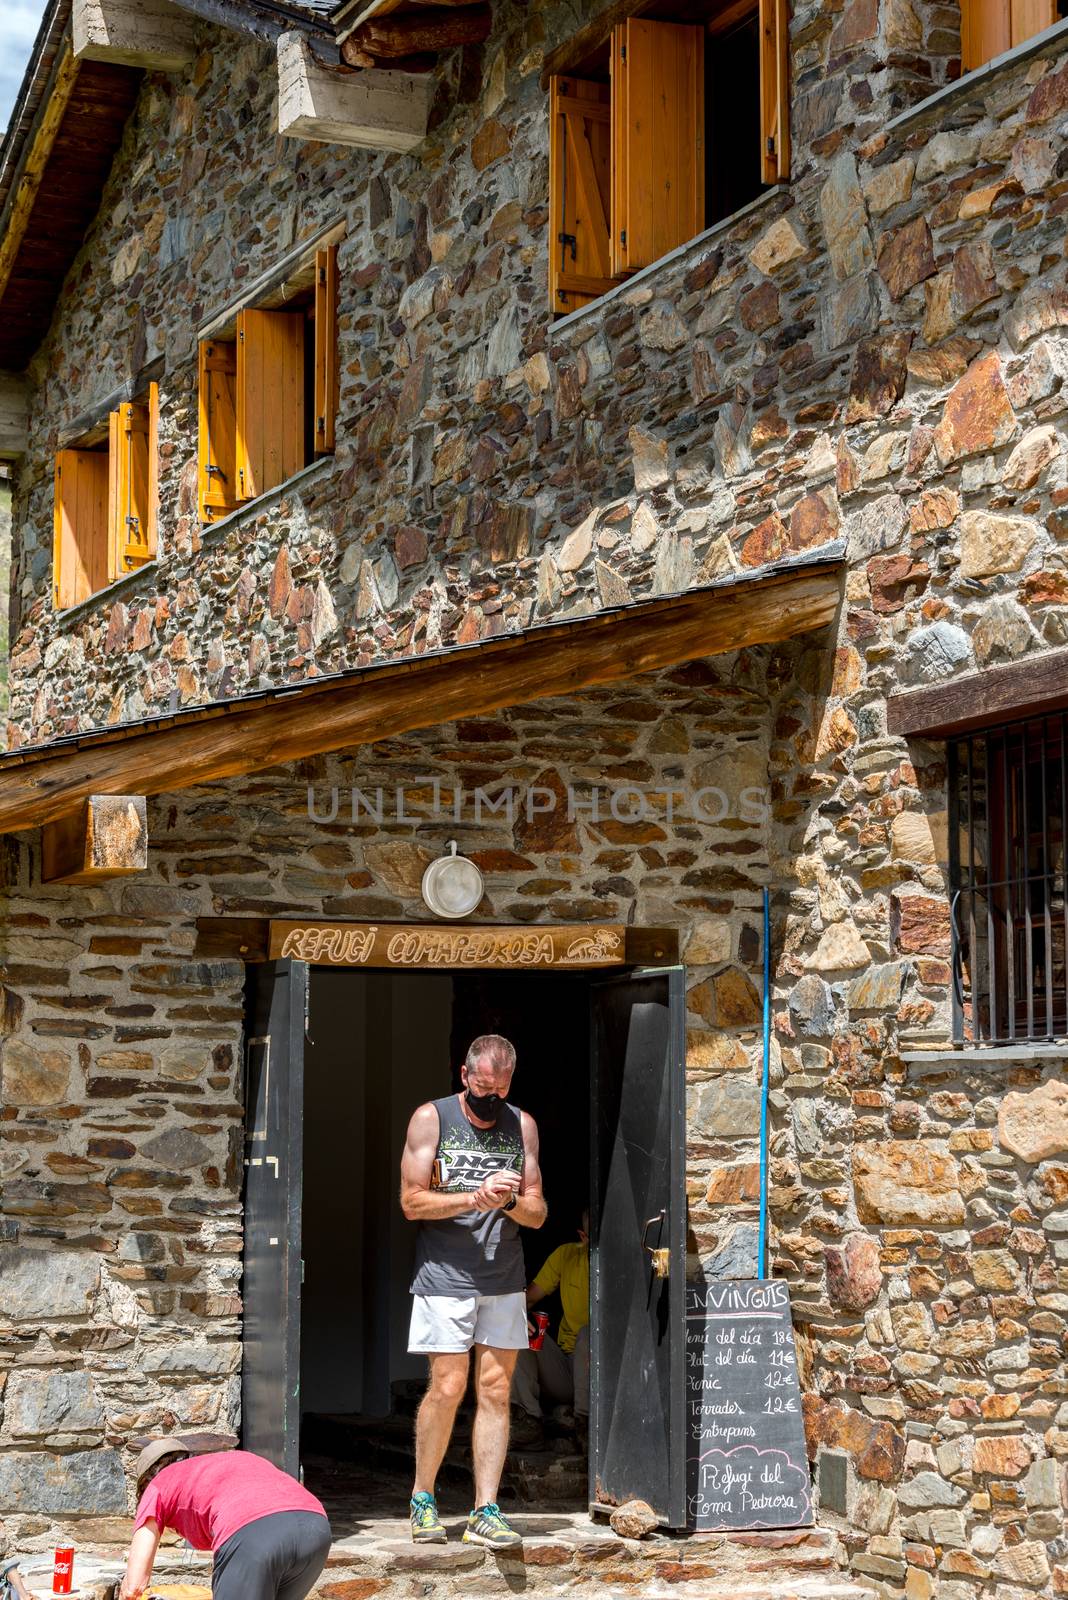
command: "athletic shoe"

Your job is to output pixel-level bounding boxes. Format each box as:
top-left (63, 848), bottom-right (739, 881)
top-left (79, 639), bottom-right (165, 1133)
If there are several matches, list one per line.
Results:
top-left (462, 1502), bottom-right (523, 1548)
top-left (410, 1491), bottom-right (446, 1542)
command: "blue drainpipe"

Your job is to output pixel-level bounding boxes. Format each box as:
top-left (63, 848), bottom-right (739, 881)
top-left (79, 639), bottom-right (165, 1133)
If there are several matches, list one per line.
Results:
top-left (757, 886), bottom-right (771, 1280)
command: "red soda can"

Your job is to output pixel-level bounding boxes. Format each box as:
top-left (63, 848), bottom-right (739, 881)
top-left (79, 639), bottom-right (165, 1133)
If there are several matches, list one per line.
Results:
top-left (53, 1548), bottom-right (75, 1595)
top-left (529, 1311), bottom-right (549, 1350)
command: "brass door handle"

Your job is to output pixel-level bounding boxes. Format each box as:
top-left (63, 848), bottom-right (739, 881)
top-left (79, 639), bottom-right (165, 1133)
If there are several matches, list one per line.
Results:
top-left (641, 1211), bottom-right (670, 1278)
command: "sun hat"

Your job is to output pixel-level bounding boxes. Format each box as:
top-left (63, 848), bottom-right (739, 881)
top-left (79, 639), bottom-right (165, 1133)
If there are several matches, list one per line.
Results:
top-left (134, 1437), bottom-right (191, 1485)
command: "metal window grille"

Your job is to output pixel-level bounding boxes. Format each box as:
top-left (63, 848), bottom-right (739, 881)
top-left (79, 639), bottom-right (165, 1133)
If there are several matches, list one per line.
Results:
top-left (949, 713), bottom-right (1068, 1044)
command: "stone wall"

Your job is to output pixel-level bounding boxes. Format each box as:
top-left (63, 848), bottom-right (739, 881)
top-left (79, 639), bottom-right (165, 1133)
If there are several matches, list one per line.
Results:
top-left (0, 655), bottom-right (777, 1530)
top-left (7, 1), bottom-right (1065, 746)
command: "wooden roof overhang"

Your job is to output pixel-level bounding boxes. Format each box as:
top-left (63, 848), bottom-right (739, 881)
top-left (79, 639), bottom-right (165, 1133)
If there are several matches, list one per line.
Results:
top-left (0, 549), bottom-right (844, 835)
top-left (0, 38), bottom-right (143, 371)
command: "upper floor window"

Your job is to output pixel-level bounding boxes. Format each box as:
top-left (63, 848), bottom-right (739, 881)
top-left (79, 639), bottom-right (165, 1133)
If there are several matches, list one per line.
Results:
top-left (961, 0), bottom-right (1065, 71)
top-left (53, 383), bottom-right (159, 610)
top-left (547, 0), bottom-right (789, 316)
top-left (198, 242), bottom-right (339, 524)
top-left (950, 713), bottom-right (1068, 1043)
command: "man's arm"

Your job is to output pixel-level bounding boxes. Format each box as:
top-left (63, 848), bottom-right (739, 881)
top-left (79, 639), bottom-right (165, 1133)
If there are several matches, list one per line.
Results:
top-left (511, 1110), bottom-right (547, 1229)
top-left (119, 1520), bottom-right (161, 1600)
top-left (400, 1104), bottom-right (511, 1220)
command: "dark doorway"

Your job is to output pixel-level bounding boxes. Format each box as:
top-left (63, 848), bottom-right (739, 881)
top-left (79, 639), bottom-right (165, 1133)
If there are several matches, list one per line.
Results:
top-left (297, 968), bottom-right (592, 1527)
top-left (241, 954), bottom-right (688, 1532)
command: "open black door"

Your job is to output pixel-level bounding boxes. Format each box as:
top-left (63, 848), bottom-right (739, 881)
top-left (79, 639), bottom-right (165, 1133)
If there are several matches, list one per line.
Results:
top-left (590, 966), bottom-right (687, 1528)
top-left (242, 959), bottom-right (306, 1478)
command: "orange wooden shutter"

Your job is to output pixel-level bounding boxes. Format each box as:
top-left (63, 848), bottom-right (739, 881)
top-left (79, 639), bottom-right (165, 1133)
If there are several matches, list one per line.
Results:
top-left (198, 338), bottom-right (238, 523)
top-left (314, 245), bottom-right (339, 455)
top-left (108, 400), bottom-right (151, 578)
top-left (236, 308), bottom-right (305, 501)
top-left (961, 0), bottom-right (1010, 68)
top-left (759, 0), bottom-right (790, 184)
top-left (1010, 0), bottom-right (1056, 45)
top-left (548, 75), bottom-right (615, 314)
top-left (54, 449), bottom-right (108, 610)
top-left (147, 380), bottom-right (160, 560)
top-left (610, 18), bottom-right (704, 277)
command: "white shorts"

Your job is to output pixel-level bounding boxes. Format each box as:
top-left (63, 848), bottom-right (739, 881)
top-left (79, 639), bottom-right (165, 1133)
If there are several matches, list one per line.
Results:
top-left (408, 1291), bottom-right (529, 1354)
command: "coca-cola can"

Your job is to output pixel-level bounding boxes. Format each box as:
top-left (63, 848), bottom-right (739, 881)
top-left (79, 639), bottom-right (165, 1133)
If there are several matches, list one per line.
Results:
top-left (529, 1310), bottom-right (550, 1350)
top-left (53, 1548), bottom-right (75, 1595)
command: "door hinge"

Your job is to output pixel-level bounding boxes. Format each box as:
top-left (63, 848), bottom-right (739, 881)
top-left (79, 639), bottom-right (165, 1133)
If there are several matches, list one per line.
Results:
top-left (620, 230), bottom-right (627, 247)
top-left (767, 135), bottom-right (776, 155)
top-left (558, 231), bottom-right (577, 260)
top-left (621, 42), bottom-right (627, 59)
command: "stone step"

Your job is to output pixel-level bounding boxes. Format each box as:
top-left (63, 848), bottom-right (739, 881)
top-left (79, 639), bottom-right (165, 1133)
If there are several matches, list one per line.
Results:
top-left (14, 1521), bottom-right (873, 1600)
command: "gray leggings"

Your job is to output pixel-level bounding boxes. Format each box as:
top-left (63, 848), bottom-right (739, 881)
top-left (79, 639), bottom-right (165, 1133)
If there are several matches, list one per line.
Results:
top-left (212, 1511), bottom-right (332, 1600)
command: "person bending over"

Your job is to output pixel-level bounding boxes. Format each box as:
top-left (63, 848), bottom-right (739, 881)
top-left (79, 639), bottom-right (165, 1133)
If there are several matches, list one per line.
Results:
top-left (118, 1440), bottom-right (331, 1600)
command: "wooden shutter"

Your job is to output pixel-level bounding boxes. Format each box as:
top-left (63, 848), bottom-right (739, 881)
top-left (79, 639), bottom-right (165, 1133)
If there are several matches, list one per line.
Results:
top-left (108, 400), bottom-right (152, 579)
top-left (147, 380), bottom-right (160, 560)
top-left (199, 338), bottom-right (238, 523)
top-left (548, 75), bottom-right (615, 314)
top-left (314, 245), bottom-right (339, 455)
top-left (961, 0), bottom-right (1010, 67)
top-left (759, 0), bottom-right (790, 184)
top-left (54, 449), bottom-right (108, 610)
top-left (610, 18), bottom-right (704, 278)
top-left (236, 308), bottom-right (305, 502)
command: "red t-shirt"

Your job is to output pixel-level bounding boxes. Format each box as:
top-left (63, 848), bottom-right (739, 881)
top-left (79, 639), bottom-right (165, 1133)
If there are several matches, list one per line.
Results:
top-left (134, 1451), bottom-right (326, 1553)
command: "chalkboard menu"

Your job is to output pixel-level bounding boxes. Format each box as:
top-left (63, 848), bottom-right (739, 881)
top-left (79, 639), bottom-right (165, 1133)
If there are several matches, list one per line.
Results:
top-left (686, 1278), bottom-right (814, 1531)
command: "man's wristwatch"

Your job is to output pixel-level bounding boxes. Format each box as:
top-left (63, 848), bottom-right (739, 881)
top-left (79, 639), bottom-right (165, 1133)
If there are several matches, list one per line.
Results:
top-left (501, 1193), bottom-right (518, 1211)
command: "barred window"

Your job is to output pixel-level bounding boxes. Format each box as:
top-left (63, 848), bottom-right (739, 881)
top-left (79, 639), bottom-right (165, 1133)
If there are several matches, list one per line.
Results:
top-left (950, 715), bottom-right (1068, 1044)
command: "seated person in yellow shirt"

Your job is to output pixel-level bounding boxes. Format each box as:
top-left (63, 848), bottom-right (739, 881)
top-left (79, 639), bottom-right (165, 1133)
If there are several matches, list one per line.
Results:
top-left (512, 1210), bottom-right (589, 1434)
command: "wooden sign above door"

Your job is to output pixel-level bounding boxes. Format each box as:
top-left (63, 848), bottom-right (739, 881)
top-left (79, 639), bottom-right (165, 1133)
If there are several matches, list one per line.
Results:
top-left (268, 920), bottom-right (628, 969)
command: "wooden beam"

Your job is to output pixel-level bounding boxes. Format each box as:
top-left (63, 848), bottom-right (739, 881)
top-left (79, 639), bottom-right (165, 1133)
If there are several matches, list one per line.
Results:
top-left (0, 372), bottom-right (29, 457)
top-left (342, 4), bottom-right (491, 62)
top-left (887, 647), bottom-right (1068, 739)
top-left (193, 917), bottom-right (678, 965)
top-left (0, 561), bottom-right (842, 835)
top-left (277, 30), bottom-right (433, 152)
top-left (0, 49), bottom-right (81, 314)
top-left (73, 0), bottom-right (197, 69)
top-left (40, 794), bottom-right (148, 884)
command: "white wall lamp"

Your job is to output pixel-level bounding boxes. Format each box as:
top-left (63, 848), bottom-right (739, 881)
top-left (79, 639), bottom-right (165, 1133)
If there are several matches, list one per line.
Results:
top-left (420, 840), bottom-right (484, 920)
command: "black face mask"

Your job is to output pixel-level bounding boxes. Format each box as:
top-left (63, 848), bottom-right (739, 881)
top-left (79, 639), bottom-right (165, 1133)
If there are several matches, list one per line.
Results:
top-left (465, 1088), bottom-right (502, 1120)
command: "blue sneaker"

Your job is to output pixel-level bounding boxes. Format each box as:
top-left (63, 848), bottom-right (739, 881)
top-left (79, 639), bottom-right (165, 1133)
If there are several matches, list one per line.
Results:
top-left (410, 1490), bottom-right (447, 1542)
top-left (462, 1502), bottom-right (522, 1548)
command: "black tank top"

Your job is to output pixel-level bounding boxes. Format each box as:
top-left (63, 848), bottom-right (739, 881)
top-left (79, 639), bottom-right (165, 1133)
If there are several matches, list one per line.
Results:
top-left (410, 1094), bottom-right (526, 1296)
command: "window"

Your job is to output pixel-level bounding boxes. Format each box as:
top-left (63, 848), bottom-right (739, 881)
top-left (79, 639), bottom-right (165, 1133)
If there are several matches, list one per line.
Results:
top-left (53, 383), bottom-right (159, 610)
top-left (548, 0), bottom-right (789, 315)
top-left (198, 243), bottom-right (339, 524)
top-left (961, 0), bottom-right (1063, 72)
top-left (949, 714), bottom-right (1068, 1043)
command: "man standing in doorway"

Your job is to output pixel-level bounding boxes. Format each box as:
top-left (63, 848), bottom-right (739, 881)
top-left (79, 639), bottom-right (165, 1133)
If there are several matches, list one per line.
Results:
top-left (400, 1033), bottom-right (546, 1549)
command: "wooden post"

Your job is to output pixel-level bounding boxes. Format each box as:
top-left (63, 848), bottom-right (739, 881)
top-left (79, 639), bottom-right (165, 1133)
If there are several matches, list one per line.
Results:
top-left (73, 0), bottom-right (197, 70)
top-left (41, 795), bottom-right (148, 884)
top-left (277, 30), bottom-right (433, 152)
top-left (0, 373), bottom-right (29, 458)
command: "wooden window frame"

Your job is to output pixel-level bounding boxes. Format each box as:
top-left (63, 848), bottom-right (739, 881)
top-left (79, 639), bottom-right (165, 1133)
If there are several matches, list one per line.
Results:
top-left (197, 233), bottom-right (342, 525)
top-left (53, 381), bottom-right (159, 613)
top-left (546, 0), bottom-right (790, 313)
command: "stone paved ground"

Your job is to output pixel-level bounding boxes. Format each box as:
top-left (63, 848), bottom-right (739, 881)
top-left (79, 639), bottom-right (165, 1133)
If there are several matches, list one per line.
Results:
top-left (10, 1518), bottom-right (875, 1600)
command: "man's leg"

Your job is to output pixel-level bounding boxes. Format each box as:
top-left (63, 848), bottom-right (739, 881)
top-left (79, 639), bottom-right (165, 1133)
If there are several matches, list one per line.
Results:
top-left (572, 1325), bottom-right (590, 1419)
top-left (511, 1347), bottom-right (542, 1417)
top-left (413, 1351), bottom-right (470, 1495)
top-left (471, 1343), bottom-right (518, 1508)
top-left (534, 1334), bottom-right (574, 1409)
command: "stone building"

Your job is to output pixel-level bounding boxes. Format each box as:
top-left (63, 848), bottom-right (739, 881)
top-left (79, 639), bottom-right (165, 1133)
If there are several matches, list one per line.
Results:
top-left (0, 0), bottom-right (1067, 1593)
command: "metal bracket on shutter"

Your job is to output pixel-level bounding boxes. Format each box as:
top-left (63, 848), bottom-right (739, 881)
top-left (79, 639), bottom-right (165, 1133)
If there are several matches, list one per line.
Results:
top-left (558, 232), bottom-right (577, 260)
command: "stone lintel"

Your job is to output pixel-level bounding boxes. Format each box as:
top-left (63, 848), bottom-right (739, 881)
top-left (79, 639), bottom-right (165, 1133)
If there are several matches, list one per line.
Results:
top-left (73, 0), bottom-right (198, 70)
top-left (40, 793), bottom-right (149, 884)
top-left (277, 31), bottom-right (433, 153)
